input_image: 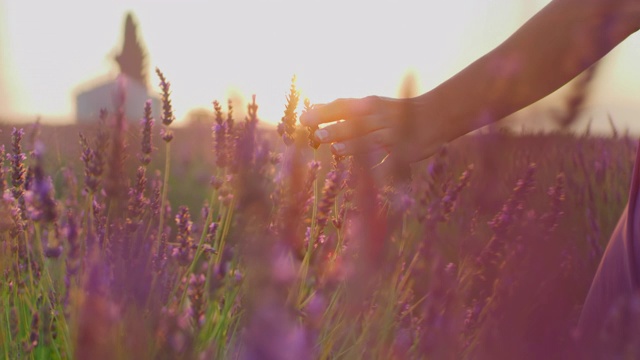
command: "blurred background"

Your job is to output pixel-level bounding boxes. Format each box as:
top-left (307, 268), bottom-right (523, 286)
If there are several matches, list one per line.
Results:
top-left (1, 0), bottom-right (640, 133)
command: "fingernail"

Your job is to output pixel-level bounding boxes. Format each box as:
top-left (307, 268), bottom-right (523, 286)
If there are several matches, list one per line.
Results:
top-left (315, 129), bottom-right (329, 141)
top-left (332, 143), bottom-right (345, 154)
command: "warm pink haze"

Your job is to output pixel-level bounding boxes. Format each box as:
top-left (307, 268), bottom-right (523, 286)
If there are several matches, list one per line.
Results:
top-left (2, 0), bottom-right (640, 132)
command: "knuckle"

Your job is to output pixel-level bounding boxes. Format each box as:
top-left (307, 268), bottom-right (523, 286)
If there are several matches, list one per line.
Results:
top-left (363, 95), bottom-right (380, 102)
top-left (356, 96), bottom-right (380, 115)
top-left (363, 95), bottom-right (381, 107)
top-left (334, 98), bottom-right (350, 108)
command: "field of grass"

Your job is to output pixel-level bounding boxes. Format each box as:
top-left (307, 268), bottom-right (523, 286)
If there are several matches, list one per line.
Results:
top-left (0, 74), bottom-right (638, 359)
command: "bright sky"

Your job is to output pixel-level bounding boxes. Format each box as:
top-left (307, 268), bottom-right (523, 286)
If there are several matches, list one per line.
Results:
top-left (2, 0), bottom-right (640, 132)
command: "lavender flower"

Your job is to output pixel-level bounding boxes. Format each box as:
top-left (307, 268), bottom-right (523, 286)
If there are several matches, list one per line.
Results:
top-left (188, 273), bottom-right (206, 328)
top-left (9, 128), bottom-right (26, 210)
top-left (150, 171), bottom-right (162, 219)
top-left (79, 112), bottom-right (110, 194)
top-left (300, 160), bottom-right (321, 215)
top-left (466, 163), bottom-right (537, 334)
top-left (172, 206), bottom-right (193, 266)
top-left (139, 100), bottom-right (154, 166)
top-left (210, 175), bottom-right (224, 190)
top-left (541, 172), bottom-right (565, 234)
top-left (213, 100), bottom-right (228, 168)
top-left (439, 164), bottom-right (474, 221)
top-left (0, 145), bottom-right (7, 196)
top-left (157, 305), bottom-right (194, 357)
top-left (154, 228), bottom-right (169, 274)
top-left (8, 193), bottom-right (25, 241)
top-left (226, 98), bottom-right (235, 131)
top-left (24, 311), bottom-right (39, 353)
top-left (31, 141), bottom-right (57, 223)
top-left (315, 168), bottom-right (343, 237)
top-left (303, 98), bottom-right (320, 149)
top-left (277, 76), bottom-right (300, 146)
top-left (487, 163), bottom-right (536, 234)
top-left (92, 199), bottom-right (106, 248)
top-left (43, 238), bottom-right (63, 259)
top-left (206, 222), bottom-right (218, 245)
top-left (156, 67), bottom-right (175, 127)
top-left (127, 166), bottom-right (148, 221)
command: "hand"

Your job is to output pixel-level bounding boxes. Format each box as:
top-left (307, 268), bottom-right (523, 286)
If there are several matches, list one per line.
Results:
top-left (300, 94), bottom-right (456, 165)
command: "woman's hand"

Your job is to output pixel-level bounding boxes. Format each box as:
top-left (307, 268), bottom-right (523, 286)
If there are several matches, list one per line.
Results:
top-left (300, 93), bottom-right (459, 165)
top-left (299, 0), bottom-right (640, 169)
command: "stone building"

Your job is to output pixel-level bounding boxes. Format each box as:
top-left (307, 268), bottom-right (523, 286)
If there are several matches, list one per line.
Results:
top-left (75, 12), bottom-right (159, 122)
top-left (76, 74), bottom-right (160, 122)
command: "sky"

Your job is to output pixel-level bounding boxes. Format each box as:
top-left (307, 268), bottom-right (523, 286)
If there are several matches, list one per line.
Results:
top-left (2, 0), bottom-right (640, 132)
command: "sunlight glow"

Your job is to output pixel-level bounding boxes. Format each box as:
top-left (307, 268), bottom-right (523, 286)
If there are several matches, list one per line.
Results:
top-left (3, 0), bottom-right (640, 132)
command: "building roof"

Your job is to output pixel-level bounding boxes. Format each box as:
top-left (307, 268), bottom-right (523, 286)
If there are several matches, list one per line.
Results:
top-left (75, 74), bottom-right (160, 123)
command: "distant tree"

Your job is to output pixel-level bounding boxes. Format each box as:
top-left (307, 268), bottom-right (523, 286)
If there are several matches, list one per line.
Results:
top-left (115, 13), bottom-right (148, 87)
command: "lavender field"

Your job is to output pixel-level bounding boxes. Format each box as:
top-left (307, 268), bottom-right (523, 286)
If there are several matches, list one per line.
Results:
top-left (0, 73), bottom-right (638, 359)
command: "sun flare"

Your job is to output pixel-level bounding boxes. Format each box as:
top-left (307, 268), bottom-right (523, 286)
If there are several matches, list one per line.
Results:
top-left (2, 0), bottom-right (640, 133)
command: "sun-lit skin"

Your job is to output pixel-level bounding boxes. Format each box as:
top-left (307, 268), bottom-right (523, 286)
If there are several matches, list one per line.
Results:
top-left (2, 0), bottom-right (640, 130)
top-left (4, 2), bottom-right (640, 356)
top-left (301, 0), bottom-right (640, 164)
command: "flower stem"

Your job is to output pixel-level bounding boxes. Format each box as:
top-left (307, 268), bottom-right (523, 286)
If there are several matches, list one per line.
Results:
top-left (158, 142), bottom-right (171, 239)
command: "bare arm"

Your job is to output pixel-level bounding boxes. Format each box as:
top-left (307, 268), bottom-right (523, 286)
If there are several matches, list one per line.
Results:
top-left (433, 0), bottom-right (640, 139)
top-left (301, 0), bottom-right (640, 161)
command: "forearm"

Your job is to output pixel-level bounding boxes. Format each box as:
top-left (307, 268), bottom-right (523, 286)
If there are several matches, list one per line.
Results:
top-left (424, 0), bottom-right (640, 138)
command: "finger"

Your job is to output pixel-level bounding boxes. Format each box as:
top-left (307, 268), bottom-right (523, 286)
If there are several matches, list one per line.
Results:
top-left (331, 128), bottom-right (395, 156)
top-left (300, 96), bottom-right (378, 127)
top-left (314, 114), bottom-right (388, 143)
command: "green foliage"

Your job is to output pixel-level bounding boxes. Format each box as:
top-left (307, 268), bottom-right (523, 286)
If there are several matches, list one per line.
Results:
top-left (0, 90), bottom-right (636, 358)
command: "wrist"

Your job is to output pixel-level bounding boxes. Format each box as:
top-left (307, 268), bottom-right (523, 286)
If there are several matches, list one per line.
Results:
top-left (414, 90), bottom-right (473, 145)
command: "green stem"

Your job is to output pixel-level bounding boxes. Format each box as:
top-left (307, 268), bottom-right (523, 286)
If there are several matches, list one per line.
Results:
top-left (215, 196), bottom-right (236, 266)
top-left (148, 140), bottom-right (172, 310)
top-left (189, 186), bottom-right (219, 276)
top-left (294, 149), bottom-right (319, 306)
top-left (175, 188), bottom-right (234, 308)
top-left (23, 231), bottom-right (36, 294)
top-left (333, 194), bottom-right (343, 260)
top-left (310, 149), bottom-right (319, 245)
top-left (158, 141), bottom-right (172, 241)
